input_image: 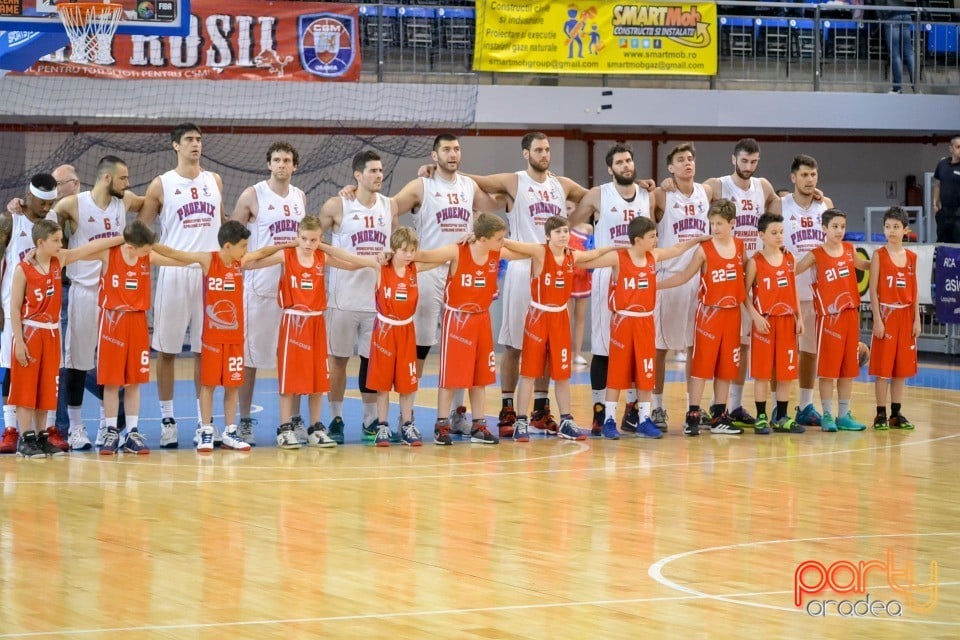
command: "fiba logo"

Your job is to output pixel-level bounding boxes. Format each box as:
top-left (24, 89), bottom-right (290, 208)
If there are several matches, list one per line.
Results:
top-left (298, 14), bottom-right (356, 78)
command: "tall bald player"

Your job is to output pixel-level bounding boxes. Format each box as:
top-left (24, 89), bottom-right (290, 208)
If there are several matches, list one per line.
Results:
top-left (464, 132), bottom-right (587, 437)
top-left (230, 141), bottom-right (306, 446)
top-left (568, 143), bottom-right (655, 436)
top-left (138, 123), bottom-right (224, 449)
top-left (53, 156), bottom-right (144, 450)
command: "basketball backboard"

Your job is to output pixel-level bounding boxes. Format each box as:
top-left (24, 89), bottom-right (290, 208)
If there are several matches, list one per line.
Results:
top-left (0, 0), bottom-right (190, 36)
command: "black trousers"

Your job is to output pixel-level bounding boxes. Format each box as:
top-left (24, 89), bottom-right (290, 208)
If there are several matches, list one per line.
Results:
top-left (936, 208), bottom-right (960, 243)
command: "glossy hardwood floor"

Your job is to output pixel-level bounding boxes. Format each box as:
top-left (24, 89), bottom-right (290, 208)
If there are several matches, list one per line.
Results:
top-left (1, 358), bottom-right (958, 639)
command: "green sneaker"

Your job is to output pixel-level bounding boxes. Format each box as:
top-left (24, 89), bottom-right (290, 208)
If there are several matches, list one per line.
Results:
top-left (836, 411), bottom-right (866, 431)
top-left (873, 413), bottom-right (889, 431)
top-left (889, 414), bottom-right (915, 430)
top-left (361, 419), bottom-right (379, 441)
top-left (327, 416), bottom-right (345, 445)
top-left (773, 415), bottom-right (805, 434)
top-left (821, 411), bottom-right (838, 432)
top-left (753, 414), bottom-right (771, 435)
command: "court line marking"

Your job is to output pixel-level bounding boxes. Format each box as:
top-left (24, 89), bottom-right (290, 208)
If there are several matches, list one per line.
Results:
top-left (649, 532), bottom-right (960, 624)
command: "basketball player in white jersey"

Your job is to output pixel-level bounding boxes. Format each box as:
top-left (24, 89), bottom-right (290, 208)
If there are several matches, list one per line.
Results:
top-left (568, 143), bottom-right (655, 436)
top-left (230, 142), bottom-right (306, 446)
top-left (651, 143), bottom-right (714, 431)
top-left (138, 123), bottom-right (224, 449)
top-left (782, 154), bottom-right (834, 428)
top-left (318, 150), bottom-right (399, 443)
top-left (462, 132), bottom-right (587, 437)
top-left (0, 174), bottom-right (60, 454)
top-left (52, 156), bottom-right (144, 450)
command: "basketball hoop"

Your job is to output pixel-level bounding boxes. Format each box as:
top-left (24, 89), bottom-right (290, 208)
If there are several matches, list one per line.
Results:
top-left (56, 2), bottom-right (123, 65)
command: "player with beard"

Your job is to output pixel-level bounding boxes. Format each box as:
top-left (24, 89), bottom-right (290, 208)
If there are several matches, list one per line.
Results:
top-left (568, 143), bottom-right (656, 436)
top-left (51, 156), bottom-right (145, 450)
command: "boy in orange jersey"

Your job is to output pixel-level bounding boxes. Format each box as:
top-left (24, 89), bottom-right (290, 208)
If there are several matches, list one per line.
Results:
top-left (95, 220), bottom-right (196, 455)
top-left (744, 213), bottom-right (805, 435)
top-left (658, 199), bottom-right (748, 436)
top-left (796, 209), bottom-right (872, 432)
top-left (152, 220), bottom-right (289, 452)
top-left (10, 220), bottom-right (123, 458)
top-left (869, 207), bottom-right (920, 430)
top-left (578, 216), bottom-right (706, 439)
top-left (245, 215), bottom-right (373, 449)
top-left (499, 215), bottom-right (614, 442)
top-left (413, 213), bottom-right (532, 446)
top-left (313, 226), bottom-right (447, 447)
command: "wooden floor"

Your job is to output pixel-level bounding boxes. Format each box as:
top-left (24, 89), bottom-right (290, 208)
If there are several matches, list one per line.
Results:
top-left (1, 357), bottom-right (958, 638)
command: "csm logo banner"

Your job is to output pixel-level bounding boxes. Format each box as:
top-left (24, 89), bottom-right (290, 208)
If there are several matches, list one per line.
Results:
top-left (299, 13), bottom-right (358, 79)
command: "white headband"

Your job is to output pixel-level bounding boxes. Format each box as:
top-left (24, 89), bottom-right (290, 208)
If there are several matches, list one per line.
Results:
top-left (29, 183), bottom-right (58, 201)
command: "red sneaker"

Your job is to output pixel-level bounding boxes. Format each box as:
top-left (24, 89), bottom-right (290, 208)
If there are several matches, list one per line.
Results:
top-left (497, 406), bottom-right (516, 438)
top-left (530, 403), bottom-right (558, 435)
top-left (0, 427), bottom-right (18, 454)
top-left (45, 427), bottom-right (69, 452)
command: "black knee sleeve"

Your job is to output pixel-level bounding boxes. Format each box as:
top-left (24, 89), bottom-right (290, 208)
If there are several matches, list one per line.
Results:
top-left (590, 354), bottom-right (608, 391)
top-left (1, 368), bottom-right (9, 397)
top-left (65, 368), bottom-right (87, 406)
top-left (416, 344), bottom-right (431, 361)
top-left (358, 356), bottom-right (375, 395)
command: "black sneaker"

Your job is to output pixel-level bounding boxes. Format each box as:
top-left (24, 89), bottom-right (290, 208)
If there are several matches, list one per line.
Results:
top-left (591, 402), bottom-right (605, 437)
top-left (728, 406), bottom-right (756, 428)
top-left (620, 401), bottom-right (639, 433)
top-left (327, 416), bottom-right (345, 445)
top-left (709, 412), bottom-right (744, 435)
top-left (683, 410), bottom-right (700, 437)
top-left (17, 431), bottom-right (45, 458)
top-left (434, 419), bottom-right (453, 446)
top-left (470, 422), bottom-right (499, 444)
top-left (38, 432), bottom-right (67, 457)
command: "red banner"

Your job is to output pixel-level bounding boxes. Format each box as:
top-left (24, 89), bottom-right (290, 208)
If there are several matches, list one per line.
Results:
top-left (20, 0), bottom-right (360, 81)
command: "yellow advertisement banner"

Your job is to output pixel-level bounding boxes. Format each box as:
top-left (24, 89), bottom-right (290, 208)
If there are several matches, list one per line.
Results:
top-left (474, 1), bottom-right (717, 75)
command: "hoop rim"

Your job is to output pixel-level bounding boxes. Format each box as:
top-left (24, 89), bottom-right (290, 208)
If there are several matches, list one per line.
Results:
top-left (56, 2), bottom-right (124, 26)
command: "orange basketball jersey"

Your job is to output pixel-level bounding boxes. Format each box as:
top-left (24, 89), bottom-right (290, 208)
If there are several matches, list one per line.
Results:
top-left (203, 252), bottom-right (244, 344)
top-left (19, 257), bottom-right (62, 323)
top-left (874, 246), bottom-right (917, 306)
top-left (531, 245), bottom-right (574, 307)
top-left (608, 250), bottom-right (656, 313)
top-left (444, 243), bottom-right (500, 313)
top-left (277, 248), bottom-right (327, 312)
top-left (811, 242), bottom-right (861, 316)
top-left (377, 262), bottom-right (418, 321)
top-left (752, 249), bottom-right (798, 317)
top-left (100, 246), bottom-right (151, 312)
top-left (699, 238), bottom-right (746, 308)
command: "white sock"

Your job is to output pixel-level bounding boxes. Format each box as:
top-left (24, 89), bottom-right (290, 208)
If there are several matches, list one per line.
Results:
top-left (159, 400), bottom-right (174, 419)
top-left (3, 405), bottom-right (16, 429)
top-left (330, 401), bottom-right (343, 418)
top-left (839, 399), bottom-right (850, 417)
top-left (105, 417), bottom-right (118, 431)
top-left (770, 390), bottom-right (778, 404)
top-left (604, 401), bottom-right (618, 422)
top-left (729, 384), bottom-right (744, 410)
top-left (653, 394), bottom-right (664, 410)
top-left (625, 388), bottom-right (638, 404)
top-left (533, 391), bottom-right (548, 404)
top-left (362, 402), bottom-right (376, 425)
top-left (592, 389), bottom-right (604, 404)
top-left (127, 415), bottom-right (139, 431)
top-left (822, 399), bottom-right (834, 416)
top-left (453, 388), bottom-right (466, 408)
top-left (68, 406), bottom-right (83, 429)
top-left (799, 388), bottom-right (814, 408)
top-left (225, 423), bottom-right (237, 434)
top-left (46, 410), bottom-right (56, 428)
top-left (638, 402), bottom-right (651, 422)
top-left (196, 399), bottom-right (202, 424)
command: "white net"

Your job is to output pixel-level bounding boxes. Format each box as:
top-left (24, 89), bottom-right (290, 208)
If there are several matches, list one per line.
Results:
top-left (57, 2), bottom-right (123, 66)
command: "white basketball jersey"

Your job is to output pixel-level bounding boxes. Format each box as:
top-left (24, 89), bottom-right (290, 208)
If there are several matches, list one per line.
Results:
top-left (782, 194), bottom-right (828, 301)
top-left (657, 183), bottom-right (710, 273)
top-left (508, 171), bottom-right (565, 242)
top-left (67, 191), bottom-right (125, 287)
top-left (596, 182), bottom-right (651, 249)
top-left (246, 181), bottom-right (306, 297)
top-left (720, 175), bottom-right (764, 256)
top-left (2, 211), bottom-right (58, 317)
top-left (413, 174), bottom-right (476, 250)
top-left (328, 194), bottom-right (392, 312)
top-left (159, 169), bottom-right (222, 252)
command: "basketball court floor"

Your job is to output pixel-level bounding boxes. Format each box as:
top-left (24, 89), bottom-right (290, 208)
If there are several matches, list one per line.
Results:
top-left (0, 353), bottom-right (957, 638)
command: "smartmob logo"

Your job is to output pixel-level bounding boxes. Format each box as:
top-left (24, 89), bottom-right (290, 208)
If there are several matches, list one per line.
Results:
top-left (794, 549), bottom-right (938, 617)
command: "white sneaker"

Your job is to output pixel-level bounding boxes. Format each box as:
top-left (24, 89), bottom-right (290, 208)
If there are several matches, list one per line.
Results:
top-left (238, 417), bottom-right (257, 446)
top-left (193, 424), bottom-right (222, 446)
top-left (574, 354), bottom-right (588, 366)
top-left (220, 426), bottom-right (251, 451)
top-left (95, 422), bottom-right (108, 447)
top-left (307, 422), bottom-right (337, 448)
top-left (291, 416), bottom-right (309, 444)
top-left (276, 424), bottom-right (301, 450)
top-left (449, 406), bottom-right (470, 436)
top-left (160, 418), bottom-right (179, 449)
top-left (68, 426), bottom-right (92, 451)
top-left (196, 425), bottom-right (215, 452)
